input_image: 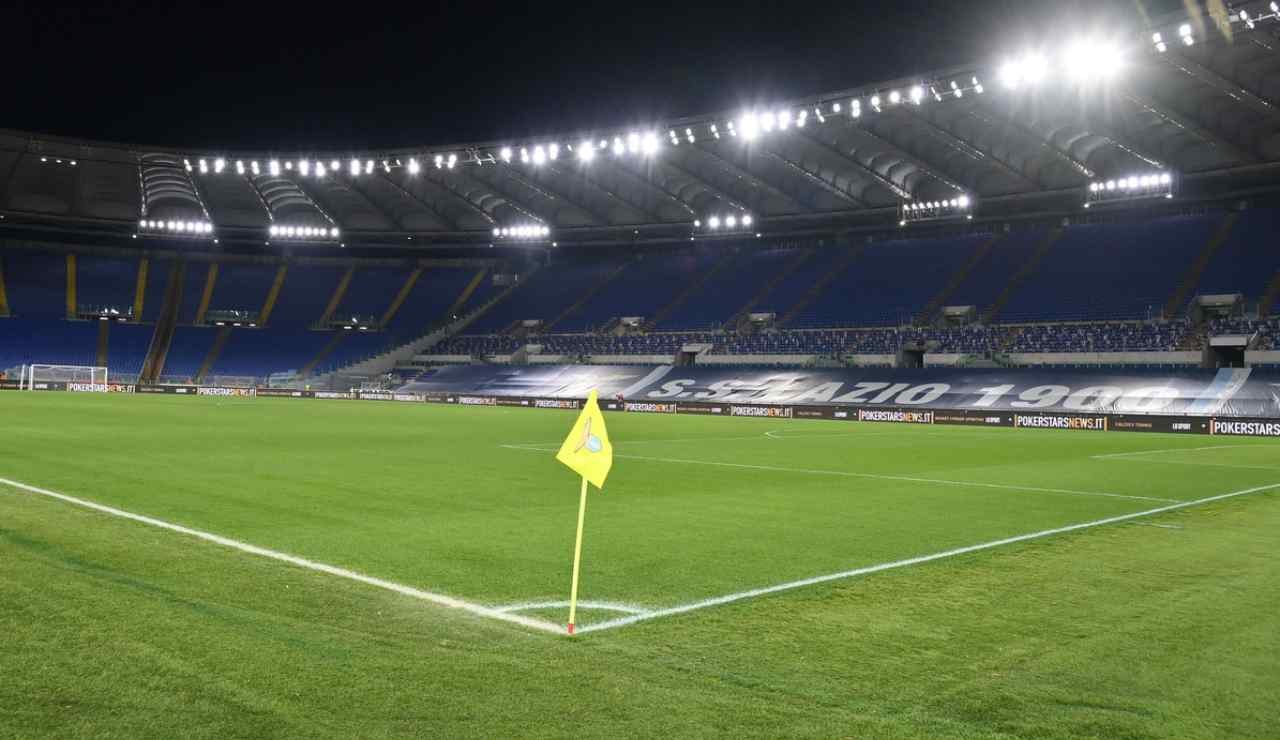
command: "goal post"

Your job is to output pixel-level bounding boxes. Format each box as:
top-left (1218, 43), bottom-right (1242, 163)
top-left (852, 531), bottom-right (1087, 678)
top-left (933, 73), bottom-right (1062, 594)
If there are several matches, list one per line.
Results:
top-left (21, 364), bottom-right (109, 391)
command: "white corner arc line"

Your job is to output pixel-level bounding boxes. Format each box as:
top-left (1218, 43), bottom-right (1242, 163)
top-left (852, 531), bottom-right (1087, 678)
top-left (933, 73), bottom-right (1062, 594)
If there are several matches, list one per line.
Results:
top-left (0, 477), bottom-right (564, 636)
top-left (502, 446), bottom-right (1178, 504)
top-left (576, 482), bottom-right (1280, 634)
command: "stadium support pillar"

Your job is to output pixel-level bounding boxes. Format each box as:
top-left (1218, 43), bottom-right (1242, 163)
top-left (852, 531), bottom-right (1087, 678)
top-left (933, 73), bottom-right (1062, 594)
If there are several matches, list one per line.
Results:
top-left (0, 255), bottom-right (9, 316)
top-left (378, 267), bottom-right (424, 327)
top-left (297, 332), bottom-right (348, 379)
top-left (65, 254), bottom-right (77, 319)
top-left (258, 265), bottom-right (288, 326)
top-left (96, 320), bottom-right (109, 367)
top-left (316, 267), bottom-right (355, 327)
top-left (194, 262), bottom-right (219, 325)
top-left (139, 259), bottom-right (185, 384)
top-left (195, 325), bottom-right (232, 383)
top-left (650, 249), bottom-right (740, 328)
top-left (133, 258), bottom-right (149, 318)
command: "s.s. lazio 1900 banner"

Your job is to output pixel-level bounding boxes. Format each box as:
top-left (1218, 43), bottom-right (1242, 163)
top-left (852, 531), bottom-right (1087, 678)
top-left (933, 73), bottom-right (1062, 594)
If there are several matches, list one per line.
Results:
top-left (400, 365), bottom-right (1280, 419)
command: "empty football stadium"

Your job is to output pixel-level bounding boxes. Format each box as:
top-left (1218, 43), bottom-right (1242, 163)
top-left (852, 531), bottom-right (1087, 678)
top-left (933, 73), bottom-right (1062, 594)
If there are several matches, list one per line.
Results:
top-left (4, 2), bottom-right (1280, 737)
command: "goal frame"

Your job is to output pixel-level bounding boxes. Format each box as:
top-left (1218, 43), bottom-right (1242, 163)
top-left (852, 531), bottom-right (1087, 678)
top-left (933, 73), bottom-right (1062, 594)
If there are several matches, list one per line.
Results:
top-left (19, 364), bottom-right (109, 391)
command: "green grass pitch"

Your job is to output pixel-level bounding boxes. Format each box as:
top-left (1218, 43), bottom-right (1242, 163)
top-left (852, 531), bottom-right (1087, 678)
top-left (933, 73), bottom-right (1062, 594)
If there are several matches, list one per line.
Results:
top-left (2, 392), bottom-right (1278, 737)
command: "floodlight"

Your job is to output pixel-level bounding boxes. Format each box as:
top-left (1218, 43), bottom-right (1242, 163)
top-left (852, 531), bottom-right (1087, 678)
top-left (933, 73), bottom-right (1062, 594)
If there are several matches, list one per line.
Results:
top-left (612, 137), bottom-right (625, 156)
top-left (285, 161), bottom-right (293, 170)
top-left (446, 153), bottom-right (457, 169)
top-left (739, 112), bottom-right (759, 140)
top-left (435, 154), bottom-right (444, 169)
top-left (693, 219), bottom-right (701, 227)
top-left (500, 147), bottom-right (513, 162)
top-left (365, 160), bottom-right (374, 174)
top-left (760, 111), bottom-right (775, 132)
top-left (797, 110), bottom-right (807, 128)
top-left (315, 162), bottom-right (326, 178)
top-left (642, 131), bottom-right (659, 155)
top-left (958, 195), bottom-right (970, 208)
top-left (627, 132), bottom-right (641, 153)
top-left (869, 95), bottom-right (881, 111)
top-left (1160, 172), bottom-right (1172, 185)
top-left (235, 160), bottom-right (245, 175)
top-left (251, 161), bottom-right (260, 175)
top-left (686, 127), bottom-right (696, 142)
top-left (1178, 23), bottom-right (1191, 37)
top-left (520, 148), bottom-right (530, 164)
top-left (184, 159), bottom-right (193, 172)
top-left (351, 158), bottom-right (361, 176)
top-left (533, 146), bottom-right (546, 165)
top-left (382, 160), bottom-right (390, 172)
top-left (330, 227), bottom-right (339, 237)
top-left (910, 86), bottom-right (924, 104)
top-left (214, 158), bottom-right (225, 173)
top-left (199, 159), bottom-right (209, 174)
top-left (1152, 32), bottom-right (1162, 43)
top-left (708, 216), bottom-right (721, 229)
top-left (778, 110), bottom-right (791, 129)
top-left (832, 101), bottom-right (841, 113)
top-left (1105, 180), bottom-right (1116, 190)
top-left (549, 143), bottom-right (560, 160)
top-left (742, 214), bottom-right (752, 226)
top-left (331, 160), bottom-right (340, 171)
top-left (408, 158), bottom-right (420, 174)
top-left (577, 141), bottom-right (595, 162)
top-left (851, 99), bottom-right (862, 118)
top-left (726, 215), bottom-right (737, 228)
top-left (888, 90), bottom-right (901, 105)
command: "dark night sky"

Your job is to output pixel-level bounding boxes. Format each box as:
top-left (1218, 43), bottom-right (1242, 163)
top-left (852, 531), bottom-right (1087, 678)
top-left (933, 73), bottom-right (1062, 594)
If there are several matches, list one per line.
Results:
top-left (7, 0), bottom-right (1191, 150)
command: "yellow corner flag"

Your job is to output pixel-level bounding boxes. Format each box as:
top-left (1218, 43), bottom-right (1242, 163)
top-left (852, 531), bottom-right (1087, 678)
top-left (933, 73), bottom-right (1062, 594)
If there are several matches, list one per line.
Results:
top-left (556, 389), bottom-right (613, 634)
top-left (555, 389), bottom-right (613, 489)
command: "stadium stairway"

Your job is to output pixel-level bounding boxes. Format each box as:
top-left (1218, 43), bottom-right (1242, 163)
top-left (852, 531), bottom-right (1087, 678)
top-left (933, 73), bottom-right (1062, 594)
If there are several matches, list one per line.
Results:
top-left (258, 265), bottom-right (288, 325)
top-left (193, 263), bottom-right (220, 325)
top-left (981, 228), bottom-right (1062, 324)
top-left (778, 245), bottom-right (863, 327)
top-left (1163, 212), bottom-right (1239, 318)
top-left (298, 332), bottom-right (347, 378)
top-left (316, 267), bottom-right (355, 327)
top-left (726, 248), bottom-right (815, 328)
top-left (0, 255), bottom-right (9, 316)
top-left (195, 325), bottom-right (233, 383)
top-left (378, 267), bottom-right (424, 327)
top-left (1260, 270), bottom-right (1280, 318)
top-left (648, 249), bottom-right (740, 328)
top-left (139, 259), bottom-right (186, 383)
top-left (543, 259), bottom-right (633, 332)
top-left (915, 233), bottom-right (1002, 325)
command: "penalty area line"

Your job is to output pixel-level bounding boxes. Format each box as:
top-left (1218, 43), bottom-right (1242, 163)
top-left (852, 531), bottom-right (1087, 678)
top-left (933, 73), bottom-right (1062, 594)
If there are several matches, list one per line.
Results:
top-left (576, 481), bottom-right (1280, 634)
top-left (0, 476), bottom-right (565, 636)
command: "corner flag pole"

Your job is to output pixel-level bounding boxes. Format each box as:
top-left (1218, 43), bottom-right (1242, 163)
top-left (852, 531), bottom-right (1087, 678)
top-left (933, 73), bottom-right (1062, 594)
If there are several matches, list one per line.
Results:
top-left (566, 476), bottom-right (589, 635)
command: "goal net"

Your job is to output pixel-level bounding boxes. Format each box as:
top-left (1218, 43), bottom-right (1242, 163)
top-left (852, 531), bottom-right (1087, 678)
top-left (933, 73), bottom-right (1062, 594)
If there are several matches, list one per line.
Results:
top-left (20, 364), bottom-right (109, 391)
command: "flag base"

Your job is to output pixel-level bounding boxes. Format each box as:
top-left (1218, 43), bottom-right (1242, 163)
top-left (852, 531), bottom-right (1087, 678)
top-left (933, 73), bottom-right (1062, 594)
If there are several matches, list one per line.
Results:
top-left (567, 623), bottom-right (576, 635)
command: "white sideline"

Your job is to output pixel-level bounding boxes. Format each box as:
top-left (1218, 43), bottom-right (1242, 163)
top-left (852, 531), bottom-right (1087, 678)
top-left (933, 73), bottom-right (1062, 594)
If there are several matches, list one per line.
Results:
top-left (494, 600), bottom-right (652, 616)
top-left (575, 482), bottom-right (1280, 634)
top-left (1090, 445), bottom-right (1257, 460)
top-left (501, 446), bottom-right (1177, 504)
top-left (0, 476), bottom-right (565, 636)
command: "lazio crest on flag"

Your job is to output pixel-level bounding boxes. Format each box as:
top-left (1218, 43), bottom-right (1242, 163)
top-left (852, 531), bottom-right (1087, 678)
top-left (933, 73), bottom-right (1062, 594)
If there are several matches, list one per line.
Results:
top-left (556, 389), bottom-right (613, 489)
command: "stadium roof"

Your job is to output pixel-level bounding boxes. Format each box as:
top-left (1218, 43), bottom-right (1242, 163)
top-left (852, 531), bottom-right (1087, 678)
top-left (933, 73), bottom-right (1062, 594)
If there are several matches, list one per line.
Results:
top-left (4, 3), bottom-right (1280, 250)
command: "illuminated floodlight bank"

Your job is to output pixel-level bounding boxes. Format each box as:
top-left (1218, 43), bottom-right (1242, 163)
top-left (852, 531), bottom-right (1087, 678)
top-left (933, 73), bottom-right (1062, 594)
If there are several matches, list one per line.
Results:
top-left (268, 224), bottom-right (340, 240)
top-left (493, 224), bottom-right (552, 241)
top-left (899, 195), bottom-right (974, 225)
top-left (695, 212), bottom-right (754, 233)
top-left (1085, 171), bottom-right (1175, 207)
top-left (139, 219), bottom-right (215, 236)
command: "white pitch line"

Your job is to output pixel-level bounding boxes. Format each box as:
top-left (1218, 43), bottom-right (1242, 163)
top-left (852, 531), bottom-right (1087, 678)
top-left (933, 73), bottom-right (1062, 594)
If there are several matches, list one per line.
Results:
top-left (0, 476), bottom-right (564, 636)
top-left (1090, 445), bottom-right (1258, 460)
top-left (576, 482), bottom-right (1280, 634)
top-left (1098, 458), bottom-right (1280, 472)
top-left (502, 446), bottom-right (1177, 504)
top-left (494, 600), bottom-right (653, 616)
